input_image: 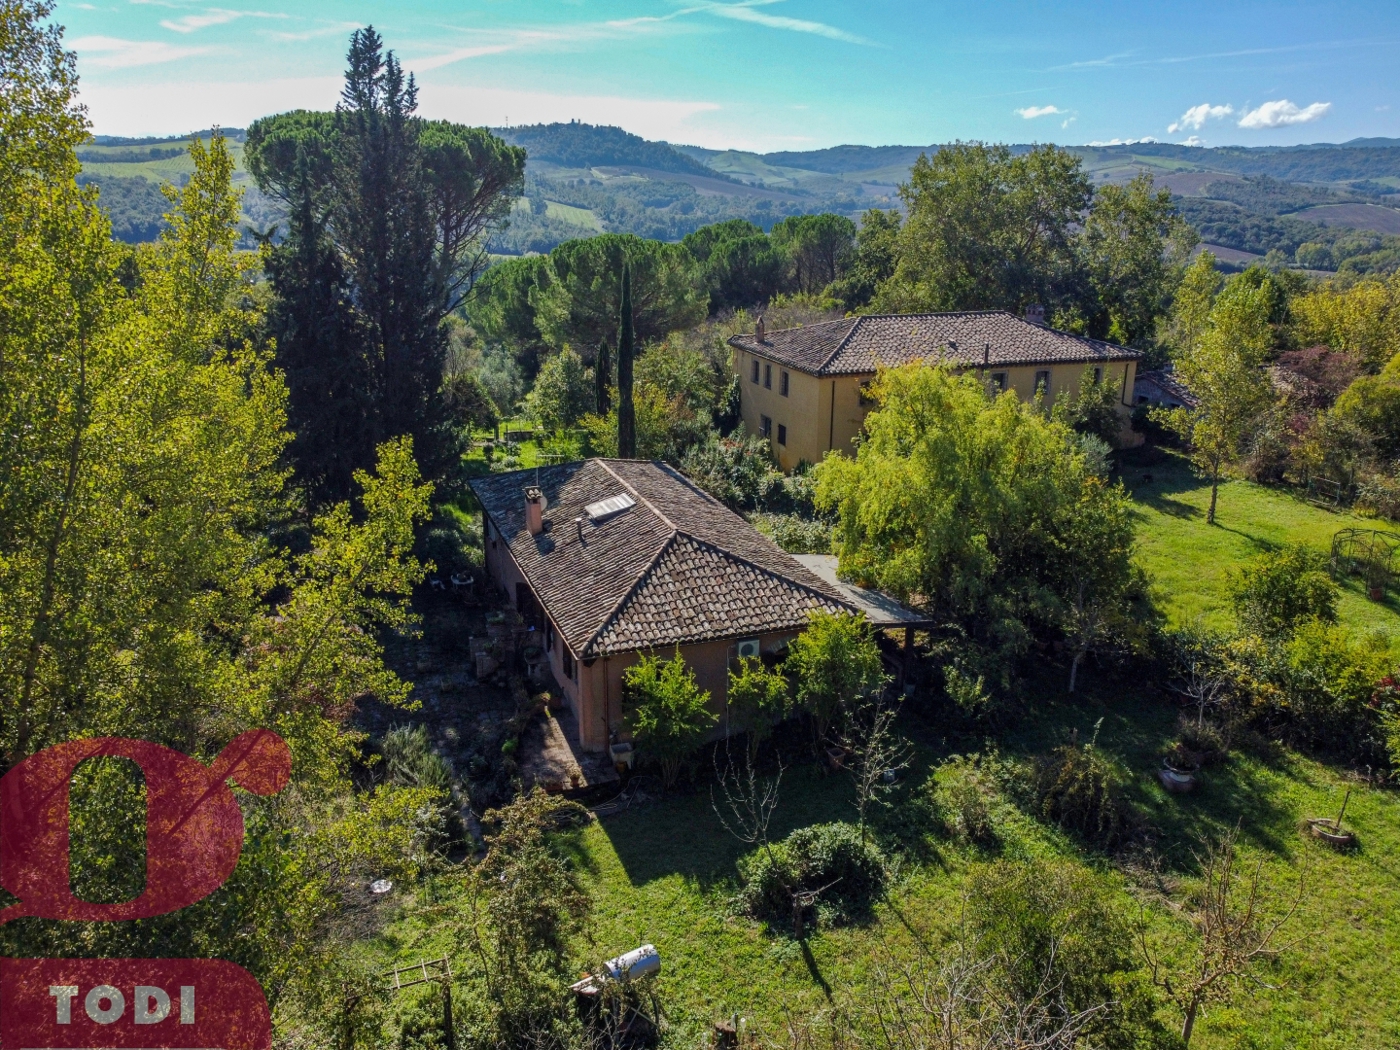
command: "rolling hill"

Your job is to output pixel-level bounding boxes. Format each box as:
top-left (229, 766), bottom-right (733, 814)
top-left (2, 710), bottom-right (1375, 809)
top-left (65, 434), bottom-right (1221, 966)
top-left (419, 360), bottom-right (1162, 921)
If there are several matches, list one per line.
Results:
top-left (77, 121), bottom-right (1400, 274)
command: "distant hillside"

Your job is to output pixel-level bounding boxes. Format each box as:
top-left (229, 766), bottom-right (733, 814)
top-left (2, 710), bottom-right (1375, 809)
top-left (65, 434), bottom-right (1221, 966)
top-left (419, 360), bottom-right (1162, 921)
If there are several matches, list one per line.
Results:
top-left (78, 120), bottom-right (1400, 272)
top-left (496, 122), bottom-right (731, 181)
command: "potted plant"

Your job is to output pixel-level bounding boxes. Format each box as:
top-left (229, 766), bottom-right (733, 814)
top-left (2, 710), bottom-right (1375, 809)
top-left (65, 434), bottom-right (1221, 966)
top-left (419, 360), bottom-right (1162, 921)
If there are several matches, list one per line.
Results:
top-left (1159, 743), bottom-right (1200, 793)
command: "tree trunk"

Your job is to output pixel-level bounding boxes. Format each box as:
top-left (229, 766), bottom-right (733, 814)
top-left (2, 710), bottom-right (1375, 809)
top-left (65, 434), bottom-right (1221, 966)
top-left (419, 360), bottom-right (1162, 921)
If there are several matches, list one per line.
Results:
top-left (1069, 649), bottom-right (1083, 693)
top-left (1208, 461), bottom-right (1220, 525)
top-left (595, 339), bottom-right (611, 418)
top-left (1181, 1000), bottom-right (1199, 1046)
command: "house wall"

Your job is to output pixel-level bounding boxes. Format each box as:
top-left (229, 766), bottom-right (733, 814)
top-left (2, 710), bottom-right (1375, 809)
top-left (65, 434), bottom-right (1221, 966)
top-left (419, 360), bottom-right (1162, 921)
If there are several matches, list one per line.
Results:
top-left (481, 513), bottom-right (583, 713)
top-left (735, 349), bottom-right (1141, 466)
top-left (576, 630), bottom-right (798, 752)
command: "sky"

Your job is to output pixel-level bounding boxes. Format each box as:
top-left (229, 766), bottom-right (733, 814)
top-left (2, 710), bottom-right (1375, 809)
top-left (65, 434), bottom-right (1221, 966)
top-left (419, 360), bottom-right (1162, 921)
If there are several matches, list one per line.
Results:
top-left (60, 0), bottom-right (1400, 152)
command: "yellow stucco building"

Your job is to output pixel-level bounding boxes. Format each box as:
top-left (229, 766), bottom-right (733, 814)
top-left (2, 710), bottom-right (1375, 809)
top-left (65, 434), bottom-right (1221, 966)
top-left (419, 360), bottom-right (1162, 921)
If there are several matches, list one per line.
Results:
top-left (729, 309), bottom-right (1143, 471)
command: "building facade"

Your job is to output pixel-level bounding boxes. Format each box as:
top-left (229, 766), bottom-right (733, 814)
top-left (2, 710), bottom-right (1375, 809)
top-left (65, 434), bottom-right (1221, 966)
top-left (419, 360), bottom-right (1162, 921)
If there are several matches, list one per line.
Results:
top-left (729, 310), bottom-right (1143, 471)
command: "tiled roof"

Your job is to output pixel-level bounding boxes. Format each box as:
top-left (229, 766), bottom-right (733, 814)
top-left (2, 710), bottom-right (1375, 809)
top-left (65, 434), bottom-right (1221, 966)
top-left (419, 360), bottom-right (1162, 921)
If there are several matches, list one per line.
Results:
top-left (728, 311), bottom-right (1140, 376)
top-left (469, 459), bottom-right (852, 657)
top-left (1134, 368), bottom-right (1198, 409)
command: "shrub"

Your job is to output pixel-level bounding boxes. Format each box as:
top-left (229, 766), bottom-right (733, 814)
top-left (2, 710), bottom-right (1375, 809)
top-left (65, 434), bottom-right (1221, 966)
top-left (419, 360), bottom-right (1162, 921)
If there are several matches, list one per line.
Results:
top-left (1226, 544), bottom-right (1339, 638)
top-left (739, 822), bottom-right (886, 926)
top-left (726, 656), bottom-right (790, 759)
top-left (1278, 619), bottom-right (1393, 753)
top-left (787, 610), bottom-right (887, 746)
top-left (624, 649), bottom-right (717, 787)
top-left (681, 431), bottom-right (780, 509)
top-left (751, 512), bottom-right (833, 554)
top-left (1036, 725), bottom-right (1133, 850)
top-left (967, 858), bottom-right (1163, 1050)
top-left (928, 753), bottom-right (1001, 845)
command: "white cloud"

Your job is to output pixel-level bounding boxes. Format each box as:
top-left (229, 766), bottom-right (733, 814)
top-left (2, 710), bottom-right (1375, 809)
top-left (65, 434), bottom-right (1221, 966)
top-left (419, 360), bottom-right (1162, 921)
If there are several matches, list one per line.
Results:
top-left (158, 7), bottom-right (287, 32)
top-left (1167, 102), bottom-right (1232, 133)
top-left (1015, 105), bottom-right (1063, 119)
top-left (70, 34), bottom-right (209, 68)
top-left (1086, 137), bottom-right (1157, 147)
top-left (78, 77), bottom-right (741, 149)
top-left (409, 43), bottom-right (519, 72)
top-left (1180, 136), bottom-right (1204, 147)
top-left (1238, 99), bottom-right (1331, 129)
top-left (703, 3), bottom-right (871, 45)
top-left (1061, 116), bottom-right (1076, 128)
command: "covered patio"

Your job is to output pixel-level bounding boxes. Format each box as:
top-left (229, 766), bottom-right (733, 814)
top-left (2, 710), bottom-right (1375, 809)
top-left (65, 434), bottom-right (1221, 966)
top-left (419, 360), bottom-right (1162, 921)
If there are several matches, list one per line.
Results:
top-left (792, 555), bottom-right (935, 685)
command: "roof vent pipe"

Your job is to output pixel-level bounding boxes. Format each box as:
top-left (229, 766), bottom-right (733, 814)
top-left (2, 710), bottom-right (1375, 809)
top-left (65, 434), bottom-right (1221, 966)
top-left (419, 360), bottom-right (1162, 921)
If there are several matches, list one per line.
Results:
top-left (524, 486), bottom-right (545, 536)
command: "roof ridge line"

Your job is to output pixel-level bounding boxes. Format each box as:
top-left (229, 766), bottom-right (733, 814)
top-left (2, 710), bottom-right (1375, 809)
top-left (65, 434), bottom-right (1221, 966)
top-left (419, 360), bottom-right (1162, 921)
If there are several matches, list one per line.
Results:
top-left (596, 458), bottom-right (676, 534)
top-left (581, 532), bottom-right (678, 657)
top-left (671, 530), bottom-right (855, 611)
top-left (588, 531), bottom-right (855, 656)
top-left (816, 315), bottom-right (863, 374)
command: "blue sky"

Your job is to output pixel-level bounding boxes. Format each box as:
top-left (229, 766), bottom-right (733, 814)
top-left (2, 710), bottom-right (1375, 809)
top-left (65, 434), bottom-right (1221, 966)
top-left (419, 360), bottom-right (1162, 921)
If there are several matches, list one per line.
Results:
top-left (62, 0), bottom-right (1400, 151)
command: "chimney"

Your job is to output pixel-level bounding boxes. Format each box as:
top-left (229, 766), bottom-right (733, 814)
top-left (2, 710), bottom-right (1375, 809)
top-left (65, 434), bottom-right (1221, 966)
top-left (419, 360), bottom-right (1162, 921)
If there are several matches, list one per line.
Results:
top-left (524, 486), bottom-right (544, 536)
top-left (755, 315), bottom-right (766, 344)
top-left (1025, 303), bottom-right (1046, 325)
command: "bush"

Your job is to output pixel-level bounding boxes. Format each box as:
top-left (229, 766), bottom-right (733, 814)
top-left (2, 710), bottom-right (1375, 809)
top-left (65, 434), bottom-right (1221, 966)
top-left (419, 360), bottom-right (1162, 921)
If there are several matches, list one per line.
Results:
top-left (739, 822), bottom-right (887, 926)
top-left (1036, 726), bottom-right (1133, 850)
top-left (967, 858), bottom-right (1163, 1050)
top-left (751, 512), bottom-right (833, 554)
top-left (928, 753), bottom-right (1002, 845)
top-left (681, 431), bottom-right (780, 510)
top-left (623, 649), bottom-right (717, 787)
top-left (1226, 544), bottom-right (1339, 637)
top-left (1278, 619), bottom-right (1393, 753)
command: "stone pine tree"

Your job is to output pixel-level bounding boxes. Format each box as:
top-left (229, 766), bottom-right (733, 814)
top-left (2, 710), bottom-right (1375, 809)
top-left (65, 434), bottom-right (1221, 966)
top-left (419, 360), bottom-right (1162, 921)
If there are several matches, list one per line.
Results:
top-left (246, 26), bottom-right (525, 505)
top-left (616, 263), bottom-right (637, 458)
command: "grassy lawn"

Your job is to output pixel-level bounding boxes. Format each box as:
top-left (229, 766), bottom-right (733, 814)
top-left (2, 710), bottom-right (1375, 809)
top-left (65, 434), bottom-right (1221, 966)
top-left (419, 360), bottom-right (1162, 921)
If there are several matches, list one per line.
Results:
top-left (374, 680), bottom-right (1400, 1047)
top-left (1125, 448), bottom-right (1400, 640)
top-left (374, 446), bottom-right (1400, 1047)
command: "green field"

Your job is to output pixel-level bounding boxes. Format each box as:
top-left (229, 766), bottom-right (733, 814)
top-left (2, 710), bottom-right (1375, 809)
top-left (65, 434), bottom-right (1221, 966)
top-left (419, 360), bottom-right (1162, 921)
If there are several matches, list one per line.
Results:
top-left (544, 200), bottom-right (602, 230)
top-left (1126, 449), bottom-right (1400, 640)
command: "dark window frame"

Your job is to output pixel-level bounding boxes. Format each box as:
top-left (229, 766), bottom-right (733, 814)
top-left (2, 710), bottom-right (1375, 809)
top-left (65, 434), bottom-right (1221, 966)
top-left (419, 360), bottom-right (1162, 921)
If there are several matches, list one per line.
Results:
top-left (777, 423), bottom-right (787, 446)
top-left (1034, 369), bottom-right (1051, 396)
top-left (759, 414), bottom-right (772, 438)
top-left (763, 363), bottom-right (772, 389)
top-left (780, 370), bottom-right (789, 396)
top-left (751, 358), bottom-right (759, 383)
top-left (989, 371), bottom-right (1008, 392)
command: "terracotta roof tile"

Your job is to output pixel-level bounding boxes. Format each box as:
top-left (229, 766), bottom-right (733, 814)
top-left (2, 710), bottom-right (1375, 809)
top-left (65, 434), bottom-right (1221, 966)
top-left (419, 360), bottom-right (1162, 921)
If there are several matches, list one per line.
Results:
top-left (729, 311), bottom-right (1140, 376)
top-left (469, 459), bottom-right (852, 657)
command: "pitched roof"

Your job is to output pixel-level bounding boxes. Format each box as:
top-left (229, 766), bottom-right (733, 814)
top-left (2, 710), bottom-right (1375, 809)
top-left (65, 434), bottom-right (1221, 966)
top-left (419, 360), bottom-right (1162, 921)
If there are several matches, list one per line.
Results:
top-left (469, 459), bottom-right (852, 657)
top-left (1134, 368), bottom-right (1199, 409)
top-left (728, 311), bottom-right (1140, 376)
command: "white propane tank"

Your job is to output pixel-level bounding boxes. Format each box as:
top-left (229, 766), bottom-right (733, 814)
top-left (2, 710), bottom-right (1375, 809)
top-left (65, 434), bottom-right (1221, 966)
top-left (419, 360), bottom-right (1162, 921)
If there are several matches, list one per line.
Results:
top-left (604, 944), bottom-right (660, 983)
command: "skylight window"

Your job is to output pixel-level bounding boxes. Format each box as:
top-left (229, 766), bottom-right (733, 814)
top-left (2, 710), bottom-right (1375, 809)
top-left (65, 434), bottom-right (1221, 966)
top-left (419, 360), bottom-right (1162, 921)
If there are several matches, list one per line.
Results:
top-left (584, 493), bottom-right (636, 521)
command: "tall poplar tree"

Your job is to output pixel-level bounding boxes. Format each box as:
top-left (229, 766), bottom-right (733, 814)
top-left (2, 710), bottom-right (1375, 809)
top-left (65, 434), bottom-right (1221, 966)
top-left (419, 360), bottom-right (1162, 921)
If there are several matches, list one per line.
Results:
top-left (617, 263), bottom-right (637, 458)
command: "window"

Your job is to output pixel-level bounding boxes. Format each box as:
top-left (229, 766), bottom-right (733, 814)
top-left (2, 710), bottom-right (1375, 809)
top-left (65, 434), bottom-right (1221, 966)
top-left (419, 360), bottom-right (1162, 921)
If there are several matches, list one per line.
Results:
top-left (780, 370), bottom-right (790, 396)
top-left (1092, 366), bottom-right (1103, 385)
top-left (563, 647), bottom-right (575, 681)
top-left (759, 415), bottom-right (772, 438)
top-left (989, 371), bottom-right (1008, 392)
top-left (751, 358), bottom-right (759, 383)
top-left (1034, 370), bottom-right (1051, 396)
top-left (858, 381), bottom-right (876, 406)
top-left (763, 363), bottom-right (772, 389)
top-left (777, 424), bottom-right (787, 446)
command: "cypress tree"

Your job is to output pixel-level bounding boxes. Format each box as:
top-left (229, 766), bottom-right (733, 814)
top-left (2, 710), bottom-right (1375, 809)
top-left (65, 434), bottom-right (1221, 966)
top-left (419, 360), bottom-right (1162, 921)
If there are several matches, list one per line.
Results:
top-left (616, 263), bottom-right (637, 458)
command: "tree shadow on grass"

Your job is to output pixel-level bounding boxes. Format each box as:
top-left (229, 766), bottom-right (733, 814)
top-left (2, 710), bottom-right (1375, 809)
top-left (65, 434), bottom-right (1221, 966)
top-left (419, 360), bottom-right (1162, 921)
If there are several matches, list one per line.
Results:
top-left (596, 763), bottom-right (858, 890)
